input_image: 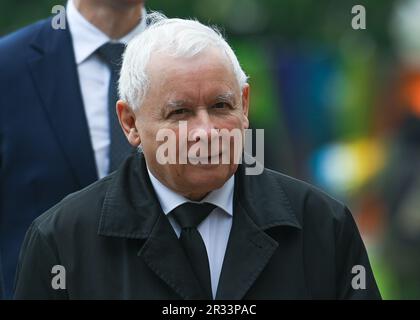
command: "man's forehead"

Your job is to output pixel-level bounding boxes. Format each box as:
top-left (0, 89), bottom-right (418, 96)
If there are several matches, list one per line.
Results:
top-left (148, 47), bottom-right (234, 79)
top-left (145, 49), bottom-right (240, 103)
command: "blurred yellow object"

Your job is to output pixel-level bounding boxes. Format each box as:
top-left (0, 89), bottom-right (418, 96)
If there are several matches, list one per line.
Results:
top-left (316, 138), bottom-right (386, 195)
top-left (348, 139), bottom-right (386, 190)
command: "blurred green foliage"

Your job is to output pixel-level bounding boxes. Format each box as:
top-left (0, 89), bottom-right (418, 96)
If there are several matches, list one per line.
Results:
top-left (1, 0), bottom-right (395, 50)
top-left (0, 0), bottom-right (65, 36)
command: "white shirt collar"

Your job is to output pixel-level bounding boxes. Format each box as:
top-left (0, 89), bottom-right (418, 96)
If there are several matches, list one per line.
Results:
top-left (66, 0), bottom-right (147, 64)
top-left (147, 168), bottom-right (234, 217)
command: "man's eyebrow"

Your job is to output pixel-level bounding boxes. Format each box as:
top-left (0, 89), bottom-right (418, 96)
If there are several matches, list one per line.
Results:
top-left (214, 92), bottom-right (236, 103)
top-left (165, 100), bottom-right (189, 108)
top-left (164, 93), bottom-right (236, 109)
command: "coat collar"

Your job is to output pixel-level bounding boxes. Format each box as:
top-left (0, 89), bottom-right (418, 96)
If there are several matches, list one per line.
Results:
top-left (98, 152), bottom-right (301, 239)
top-left (234, 159), bottom-right (302, 230)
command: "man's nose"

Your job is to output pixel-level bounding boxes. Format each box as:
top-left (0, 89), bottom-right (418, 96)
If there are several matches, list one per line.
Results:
top-left (188, 109), bottom-right (216, 141)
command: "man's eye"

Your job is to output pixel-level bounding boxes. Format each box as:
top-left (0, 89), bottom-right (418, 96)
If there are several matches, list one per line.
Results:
top-left (170, 108), bottom-right (189, 116)
top-left (212, 102), bottom-right (229, 109)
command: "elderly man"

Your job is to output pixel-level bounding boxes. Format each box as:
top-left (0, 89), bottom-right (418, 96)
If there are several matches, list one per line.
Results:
top-left (14, 13), bottom-right (381, 300)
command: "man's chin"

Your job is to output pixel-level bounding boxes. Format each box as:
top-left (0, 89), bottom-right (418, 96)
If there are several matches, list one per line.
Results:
top-left (182, 164), bottom-right (236, 188)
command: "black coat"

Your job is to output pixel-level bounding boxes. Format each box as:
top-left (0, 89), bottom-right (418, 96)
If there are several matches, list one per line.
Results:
top-left (14, 153), bottom-right (381, 299)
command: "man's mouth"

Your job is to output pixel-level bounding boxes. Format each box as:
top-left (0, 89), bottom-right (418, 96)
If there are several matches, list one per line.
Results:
top-left (188, 152), bottom-right (223, 164)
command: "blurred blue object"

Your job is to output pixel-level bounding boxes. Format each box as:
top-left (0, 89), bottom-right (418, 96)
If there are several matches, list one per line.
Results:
top-left (275, 48), bottom-right (336, 148)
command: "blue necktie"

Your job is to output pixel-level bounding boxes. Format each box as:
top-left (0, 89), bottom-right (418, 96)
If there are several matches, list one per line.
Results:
top-left (97, 42), bottom-right (134, 173)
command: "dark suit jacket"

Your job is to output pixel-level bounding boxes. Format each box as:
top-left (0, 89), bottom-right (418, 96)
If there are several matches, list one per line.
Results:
top-left (0, 255), bottom-right (4, 299)
top-left (0, 18), bottom-right (98, 298)
top-left (14, 153), bottom-right (381, 299)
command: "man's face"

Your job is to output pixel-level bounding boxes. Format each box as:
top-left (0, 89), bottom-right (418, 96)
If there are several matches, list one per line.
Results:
top-left (120, 47), bottom-right (249, 200)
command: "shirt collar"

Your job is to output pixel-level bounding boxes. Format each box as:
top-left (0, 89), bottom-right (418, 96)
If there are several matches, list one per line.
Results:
top-left (147, 168), bottom-right (234, 217)
top-left (66, 0), bottom-right (147, 64)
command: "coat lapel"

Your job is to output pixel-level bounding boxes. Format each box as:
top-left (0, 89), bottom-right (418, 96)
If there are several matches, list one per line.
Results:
top-left (138, 212), bottom-right (209, 299)
top-left (26, 19), bottom-right (98, 187)
top-left (216, 162), bottom-right (305, 299)
top-left (215, 200), bottom-right (279, 299)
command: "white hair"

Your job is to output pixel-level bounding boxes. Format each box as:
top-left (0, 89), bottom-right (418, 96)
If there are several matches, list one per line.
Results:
top-left (118, 11), bottom-right (248, 110)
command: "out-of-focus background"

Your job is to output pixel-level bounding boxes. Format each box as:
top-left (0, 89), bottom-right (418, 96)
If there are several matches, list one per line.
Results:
top-left (1, 0), bottom-right (420, 299)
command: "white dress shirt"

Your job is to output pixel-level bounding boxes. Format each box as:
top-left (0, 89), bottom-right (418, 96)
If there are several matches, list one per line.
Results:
top-left (147, 169), bottom-right (234, 299)
top-left (66, 0), bottom-right (147, 178)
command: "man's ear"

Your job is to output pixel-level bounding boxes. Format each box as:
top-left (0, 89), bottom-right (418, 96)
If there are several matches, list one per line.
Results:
top-left (116, 100), bottom-right (141, 147)
top-left (241, 83), bottom-right (250, 129)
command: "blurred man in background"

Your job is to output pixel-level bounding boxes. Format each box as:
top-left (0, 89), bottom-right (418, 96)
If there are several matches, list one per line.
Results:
top-left (0, 0), bottom-right (147, 298)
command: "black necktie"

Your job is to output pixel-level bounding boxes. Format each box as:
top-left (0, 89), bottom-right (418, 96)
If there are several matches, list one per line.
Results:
top-left (171, 202), bottom-right (216, 299)
top-left (97, 42), bottom-right (133, 173)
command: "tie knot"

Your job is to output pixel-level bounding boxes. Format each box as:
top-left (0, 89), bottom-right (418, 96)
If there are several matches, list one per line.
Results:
top-left (97, 42), bottom-right (126, 71)
top-left (171, 202), bottom-right (216, 229)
